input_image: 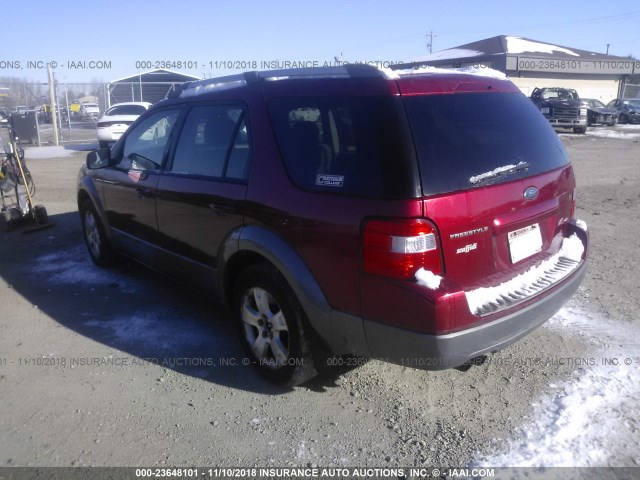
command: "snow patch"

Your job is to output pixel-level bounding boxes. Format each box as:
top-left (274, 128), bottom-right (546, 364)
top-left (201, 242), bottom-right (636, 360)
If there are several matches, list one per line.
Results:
top-left (85, 313), bottom-right (209, 350)
top-left (573, 219), bottom-right (588, 233)
top-left (465, 234), bottom-right (584, 315)
top-left (395, 65), bottom-right (507, 80)
top-left (34, 246), bottom-right (135, 290)
top-left (469, 161), bottom-right (527, 184)
top-left (410, 48), bottom-right (485, 62)
top-left (506, 36), bottom-right (580, 57)
top-left (584, 128), bottom-right (640, 140)
top-left (477, 305), bottom-right (640, 467)
top-left (415, 268), bottom-right (443, 290)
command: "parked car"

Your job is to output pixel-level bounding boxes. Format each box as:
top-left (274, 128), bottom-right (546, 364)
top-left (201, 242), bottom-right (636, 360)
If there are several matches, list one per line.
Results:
top-left (606, 98), bottom-right (640, 124)
top-left (581, 99), bottom-right (617, 126)
top-left (80, 102), bottom-right (101, 120)
top-left (530, 87), bottom-right (587, 133)
top-left (78, 65), bottom-right (588, 386)
top-left (96, 102), bottom-right (153, 148)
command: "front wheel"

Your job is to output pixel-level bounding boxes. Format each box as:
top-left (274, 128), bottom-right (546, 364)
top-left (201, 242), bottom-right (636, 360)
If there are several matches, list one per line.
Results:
top-left (80, 199), bottom-right (114, 266)
top-left (573, 126), bottom-right (587, 134)
top-left (233, 264), bottom-right (317, 387)
top-left (34, 205), bottom-right (48, 225)
top-left (619, 114), bottom-right (629, 124)
top-left (0, 210), bottom-right (13, 232)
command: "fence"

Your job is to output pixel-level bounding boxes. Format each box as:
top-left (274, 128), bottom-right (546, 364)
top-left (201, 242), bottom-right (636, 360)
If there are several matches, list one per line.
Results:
top-left (1, 79), bottom-right (188, 146)
top-left (0, 82), bottom-right (108, 145)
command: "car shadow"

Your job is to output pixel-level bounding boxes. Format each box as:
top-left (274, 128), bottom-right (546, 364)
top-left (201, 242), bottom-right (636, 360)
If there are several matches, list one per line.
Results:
top-left (0, 211), bottom-right (298, 395)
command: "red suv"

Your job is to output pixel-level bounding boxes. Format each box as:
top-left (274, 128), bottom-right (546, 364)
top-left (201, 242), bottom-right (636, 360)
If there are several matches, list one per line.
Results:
top-left (77, 65), bottom-right (588, 386)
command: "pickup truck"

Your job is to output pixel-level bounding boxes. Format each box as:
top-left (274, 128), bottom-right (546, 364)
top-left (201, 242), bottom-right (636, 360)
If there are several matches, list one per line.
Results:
top-left (531, 87), bottom-right (587, 134)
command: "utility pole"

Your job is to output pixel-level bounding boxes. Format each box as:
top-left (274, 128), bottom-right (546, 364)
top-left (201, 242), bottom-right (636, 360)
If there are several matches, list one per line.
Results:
top-left (426, 31), bottom-right (437, 54)
top-left (47, 63), bottom-right (59, 146)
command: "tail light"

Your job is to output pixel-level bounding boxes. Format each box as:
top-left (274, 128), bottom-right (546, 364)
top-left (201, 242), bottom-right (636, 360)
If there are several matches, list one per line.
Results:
top-left (363, 218), bottom-right (443, 279)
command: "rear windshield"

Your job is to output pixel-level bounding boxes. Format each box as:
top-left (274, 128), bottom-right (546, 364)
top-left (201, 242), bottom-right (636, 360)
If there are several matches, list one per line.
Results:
top-left (268, 96), bottom-right (419, 198)
top-left (403, 92), bottom-right (570, 195)
top-left (106, 105), bottom-right (147, 116)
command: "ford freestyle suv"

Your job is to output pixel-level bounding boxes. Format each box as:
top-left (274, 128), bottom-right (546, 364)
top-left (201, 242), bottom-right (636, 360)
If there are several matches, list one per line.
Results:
top-left (77, 65), bottom-right (589, 386)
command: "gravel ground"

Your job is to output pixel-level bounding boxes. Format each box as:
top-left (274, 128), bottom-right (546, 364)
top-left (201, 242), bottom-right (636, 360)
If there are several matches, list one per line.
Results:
top-left (0, 129), bottom-right (639, 472)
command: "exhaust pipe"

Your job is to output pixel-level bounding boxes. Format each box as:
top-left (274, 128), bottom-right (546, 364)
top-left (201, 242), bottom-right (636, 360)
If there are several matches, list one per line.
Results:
top-left (455, 355), bottom-right (488, 372)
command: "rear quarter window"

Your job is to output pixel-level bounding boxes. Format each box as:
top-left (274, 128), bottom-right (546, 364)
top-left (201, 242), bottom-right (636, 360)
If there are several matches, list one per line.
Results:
top-left (404, 92), bottom-right (570, 195)
top-left (267, 96), bottom-right (419, 199)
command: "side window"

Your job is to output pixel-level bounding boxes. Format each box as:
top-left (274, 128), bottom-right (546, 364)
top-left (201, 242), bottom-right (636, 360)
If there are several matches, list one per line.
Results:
top-left (267, 97), bottom-right (417, 198)
top-left (170, 105), bottom-right (250, 181)
top-left (119, 109), bottom-right (180, 170)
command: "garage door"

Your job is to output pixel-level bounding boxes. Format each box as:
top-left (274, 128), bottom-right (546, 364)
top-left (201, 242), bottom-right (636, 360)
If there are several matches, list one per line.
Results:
top-left (508, 77), bottom-right (620, 103)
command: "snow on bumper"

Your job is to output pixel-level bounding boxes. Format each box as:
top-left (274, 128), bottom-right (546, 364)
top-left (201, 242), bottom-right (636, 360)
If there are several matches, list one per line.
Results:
top-left (465, 232), bottom-right (585, 316)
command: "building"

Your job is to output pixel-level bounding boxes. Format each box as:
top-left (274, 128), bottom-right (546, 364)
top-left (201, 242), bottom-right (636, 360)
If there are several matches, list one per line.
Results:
top-left (398, 35), bottom-right (639, 102)
top-left (107, 69), bottom-right (201, 107)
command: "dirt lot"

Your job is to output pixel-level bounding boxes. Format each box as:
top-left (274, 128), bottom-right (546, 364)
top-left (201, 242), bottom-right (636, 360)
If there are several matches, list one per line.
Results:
top-left (0, 127), bottom-right (639, 471)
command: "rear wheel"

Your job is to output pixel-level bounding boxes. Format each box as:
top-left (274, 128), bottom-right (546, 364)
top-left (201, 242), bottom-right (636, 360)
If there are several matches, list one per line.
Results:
top-left (233, 264), bottom-right (317, 387)
top-left (573, 126), bottom-right (586, 134)
top-left (80, 199), bottom-right (114, 266)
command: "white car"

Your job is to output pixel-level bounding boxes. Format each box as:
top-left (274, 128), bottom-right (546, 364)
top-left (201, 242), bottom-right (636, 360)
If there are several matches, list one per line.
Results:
top-left (80, 103), bottom-right (101, 120)
top-left (96, 102), bottom-right (152, 148)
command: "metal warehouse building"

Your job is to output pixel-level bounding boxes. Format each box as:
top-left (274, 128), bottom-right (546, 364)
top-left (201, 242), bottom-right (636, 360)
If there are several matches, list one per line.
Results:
top-left (399, 35), bottom-right (639, 102)
top-left (107, 69), bottom-right (200, 107)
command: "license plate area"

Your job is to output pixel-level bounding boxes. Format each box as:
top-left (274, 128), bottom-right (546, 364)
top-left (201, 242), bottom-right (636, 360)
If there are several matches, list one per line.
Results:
top-left (508, 223), bottom-right (542, 263)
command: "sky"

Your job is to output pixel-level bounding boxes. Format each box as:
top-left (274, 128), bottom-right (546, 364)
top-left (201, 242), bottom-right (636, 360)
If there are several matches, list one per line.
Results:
top-left (3, 0), bottom-right (640, 84)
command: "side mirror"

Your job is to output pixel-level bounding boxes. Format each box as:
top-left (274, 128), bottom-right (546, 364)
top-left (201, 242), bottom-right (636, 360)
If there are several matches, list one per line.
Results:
top-left (86, 148), bottom-right (110, 169)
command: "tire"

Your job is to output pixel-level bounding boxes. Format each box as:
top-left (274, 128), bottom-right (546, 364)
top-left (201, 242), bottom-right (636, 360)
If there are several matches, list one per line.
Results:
top-left (80, 199), bottom-right (114, 266)
top-left (233, 264), bottom-right (317, 387)
top-left (573, 126), bottom-right (586, 134)
top-left (0, 210), bottom-right (13, 232)
top-left (34, 205), bottom-right (48, 225)
top-left (619, 114), bottom-right (629, 124)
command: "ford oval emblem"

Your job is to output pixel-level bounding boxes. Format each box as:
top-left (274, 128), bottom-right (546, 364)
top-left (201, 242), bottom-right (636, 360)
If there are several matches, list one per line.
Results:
top-left (524, 186), bottom-right (539, 200)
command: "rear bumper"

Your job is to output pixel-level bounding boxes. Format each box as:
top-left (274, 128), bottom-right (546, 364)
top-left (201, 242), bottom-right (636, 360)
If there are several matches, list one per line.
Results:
top-left (363, 257), bottom-right (587, 370)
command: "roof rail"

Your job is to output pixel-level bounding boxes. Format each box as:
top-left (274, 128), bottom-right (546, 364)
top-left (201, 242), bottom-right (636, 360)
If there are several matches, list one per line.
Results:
top-left (168, 64), bottom-right (392, 99)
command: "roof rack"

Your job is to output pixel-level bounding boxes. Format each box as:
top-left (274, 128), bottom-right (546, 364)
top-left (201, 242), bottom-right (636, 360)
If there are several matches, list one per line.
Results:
top-left (169, 64), bottom-right (393, 99)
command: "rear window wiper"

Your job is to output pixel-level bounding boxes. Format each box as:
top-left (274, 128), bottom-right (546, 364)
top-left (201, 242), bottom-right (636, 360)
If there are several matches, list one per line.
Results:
top-left (469, 161), bottom-right (530, 187)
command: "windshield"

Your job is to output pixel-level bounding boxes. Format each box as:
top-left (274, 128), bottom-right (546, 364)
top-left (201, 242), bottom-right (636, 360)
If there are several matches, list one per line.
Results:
top-left (586, 99), bottom-right (605, 108)
top-left (623, 100), bottom-right (640, 107)
top-left (541, 89), bottom-right (579, 101)
top-left (404, 92), bottom-right (570, 195)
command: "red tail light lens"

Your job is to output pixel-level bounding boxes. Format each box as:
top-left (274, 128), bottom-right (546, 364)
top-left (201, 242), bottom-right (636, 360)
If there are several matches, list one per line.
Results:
top-left (363, 219), bottom-right (443, 279)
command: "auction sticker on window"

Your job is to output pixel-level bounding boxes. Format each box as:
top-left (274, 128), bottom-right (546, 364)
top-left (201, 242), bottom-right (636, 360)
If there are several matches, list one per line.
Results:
top-left (508, 223), bottom-right (542, 263)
